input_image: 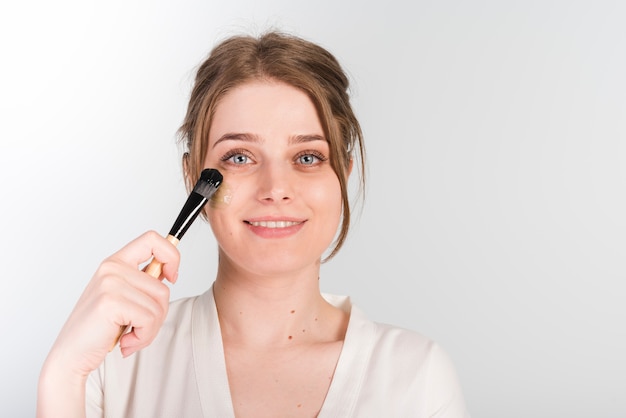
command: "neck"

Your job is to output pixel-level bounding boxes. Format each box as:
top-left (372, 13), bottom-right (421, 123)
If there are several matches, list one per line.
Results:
top-left (212, 255), bottom-right (347, 348)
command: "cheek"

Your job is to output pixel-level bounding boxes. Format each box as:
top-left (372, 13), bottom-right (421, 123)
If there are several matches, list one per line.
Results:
top-left (208, 181), bottom-right (236, 209)
top-left (307, 175), bottom-right (343, 218)
top-left (205, 177), bottom-right (248, 231)
top-left (205, 208), bottom-right (236, 246)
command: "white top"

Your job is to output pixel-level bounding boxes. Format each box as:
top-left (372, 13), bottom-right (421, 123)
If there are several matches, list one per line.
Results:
top-left (87, 286), bottom-right (470, 417)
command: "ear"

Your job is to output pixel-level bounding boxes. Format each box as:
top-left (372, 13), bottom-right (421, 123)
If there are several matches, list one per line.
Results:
top-left (347, 157), bottom-right (354, 176)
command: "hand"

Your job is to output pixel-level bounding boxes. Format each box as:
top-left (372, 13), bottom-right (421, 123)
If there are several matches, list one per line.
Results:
top-left (37, 231), bottom-right (180, 417)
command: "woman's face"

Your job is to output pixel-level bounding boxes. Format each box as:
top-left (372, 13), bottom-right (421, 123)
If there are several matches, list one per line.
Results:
top-left (203, 80), bottom-right (342, 277)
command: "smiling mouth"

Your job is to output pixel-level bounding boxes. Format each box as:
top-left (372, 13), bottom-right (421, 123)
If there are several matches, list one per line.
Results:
top-left (245, 220), bottom-right (304, 228)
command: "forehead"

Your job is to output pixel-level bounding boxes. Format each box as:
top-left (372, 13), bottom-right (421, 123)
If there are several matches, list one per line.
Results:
top-left (208, 80), bottom-right (324, 145)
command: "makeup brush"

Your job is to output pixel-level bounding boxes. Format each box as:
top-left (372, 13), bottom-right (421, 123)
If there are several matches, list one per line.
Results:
top-left (111, 168), bottom-right (223, 349)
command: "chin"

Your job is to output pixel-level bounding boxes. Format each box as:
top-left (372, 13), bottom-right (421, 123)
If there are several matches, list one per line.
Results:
top-left (225, 248), bottom-right (322, 277)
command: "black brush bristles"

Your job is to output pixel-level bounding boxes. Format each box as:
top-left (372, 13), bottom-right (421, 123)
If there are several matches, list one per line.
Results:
top-left (193, 168), bottom-right (224, 200)
top-left (168, 168), bottom-right (223, 240)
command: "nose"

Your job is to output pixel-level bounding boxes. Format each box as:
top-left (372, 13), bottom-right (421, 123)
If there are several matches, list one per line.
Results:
top-left (256, 162), bottom-right (294, 204)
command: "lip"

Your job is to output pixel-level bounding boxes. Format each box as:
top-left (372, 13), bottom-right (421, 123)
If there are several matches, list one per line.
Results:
top-left (244, 217), bottom-right (307, 238)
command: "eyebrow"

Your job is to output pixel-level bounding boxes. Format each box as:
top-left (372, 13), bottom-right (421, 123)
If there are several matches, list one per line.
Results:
top-left (212, 133), bottom-right (259, 149)
top-left (212, 133), bottom-right (326, 148)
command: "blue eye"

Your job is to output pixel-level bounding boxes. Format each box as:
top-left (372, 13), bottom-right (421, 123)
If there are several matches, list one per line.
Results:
top-left (299, 154), bottom-right (318, 165)
top-left (220, 149), bottom-right (253, 165)
top-left (230, 154), bottom-right (249, 164)
top-left (296, 151), bottom-right (327, 166)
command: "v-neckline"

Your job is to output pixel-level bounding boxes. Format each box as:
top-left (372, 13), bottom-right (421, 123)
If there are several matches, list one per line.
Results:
top-left (191, 286), bottom-right (377, 417)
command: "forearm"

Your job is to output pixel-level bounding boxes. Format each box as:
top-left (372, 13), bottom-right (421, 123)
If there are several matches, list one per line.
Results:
top-left (37, 350), bottom-right (87, 418)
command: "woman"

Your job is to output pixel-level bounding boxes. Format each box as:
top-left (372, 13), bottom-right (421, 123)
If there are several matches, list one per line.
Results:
top-left (37, 31), bottom-right (470, 417)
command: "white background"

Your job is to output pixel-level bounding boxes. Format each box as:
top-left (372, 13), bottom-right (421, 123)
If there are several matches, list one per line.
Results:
top-left (1, 0), bottom-right (625, 417)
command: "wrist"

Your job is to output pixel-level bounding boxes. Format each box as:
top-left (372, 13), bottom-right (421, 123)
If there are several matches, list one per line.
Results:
top-left (37, 350), bottom-right (88, 418)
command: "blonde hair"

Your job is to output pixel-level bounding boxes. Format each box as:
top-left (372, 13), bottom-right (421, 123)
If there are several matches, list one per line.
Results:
top-left (179, 31), bottom-right (365, 260)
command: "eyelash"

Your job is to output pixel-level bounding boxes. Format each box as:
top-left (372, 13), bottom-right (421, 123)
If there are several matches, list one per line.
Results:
top-left (219, 149), bottom-right (328, 166)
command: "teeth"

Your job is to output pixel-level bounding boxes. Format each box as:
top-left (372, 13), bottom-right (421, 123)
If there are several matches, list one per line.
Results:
top-left (249, 220), bottom-right (301, 228)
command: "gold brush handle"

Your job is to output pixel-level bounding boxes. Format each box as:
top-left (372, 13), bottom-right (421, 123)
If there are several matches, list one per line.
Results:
top-left (109, 235), bottom-right (180, 351)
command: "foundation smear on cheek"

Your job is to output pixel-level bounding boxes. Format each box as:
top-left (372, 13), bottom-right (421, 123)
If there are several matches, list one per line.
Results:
top-left (208, 181), bottom-right (234, 208)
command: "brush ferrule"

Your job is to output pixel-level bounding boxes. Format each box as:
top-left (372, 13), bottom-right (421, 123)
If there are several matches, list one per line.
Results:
top-left (168, 168), bottom-right (222, 240)
top-left (168, 192), bottom-right (207, 240)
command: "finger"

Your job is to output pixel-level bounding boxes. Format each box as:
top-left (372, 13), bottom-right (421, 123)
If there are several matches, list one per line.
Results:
top-left (116, 295), bottom-right (169, 356)
top-left (118, 323), bottom-right (162, 357)
top-left (112, 286), bottom-right (170, 354)
top-left (108, 272), bottom-right (170, 326)
top-left (141, 258), bottom-right (178, 284)
top-left (109, 231), bottom-right (180, 270)
top-left (108, 231), bottom-right (181, 284)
